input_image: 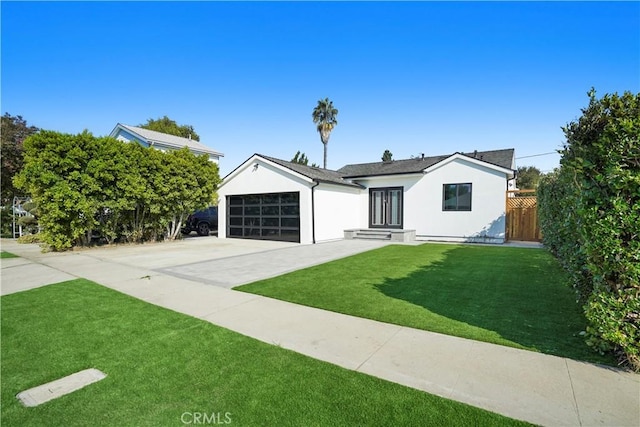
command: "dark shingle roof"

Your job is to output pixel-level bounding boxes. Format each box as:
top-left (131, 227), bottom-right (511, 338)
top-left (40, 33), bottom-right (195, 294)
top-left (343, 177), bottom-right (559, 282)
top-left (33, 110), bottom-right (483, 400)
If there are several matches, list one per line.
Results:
top-left (259, 155), bottom-right (363, 188)
top-left (249, 149), bottom-right (514, 187)
top-left (337, 149), bottom-right (515, 178)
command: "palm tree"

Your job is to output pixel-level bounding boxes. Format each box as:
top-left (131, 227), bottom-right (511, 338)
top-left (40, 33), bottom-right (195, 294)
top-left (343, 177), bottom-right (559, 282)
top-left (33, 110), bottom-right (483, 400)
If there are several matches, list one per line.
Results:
top-left (312, 98), bottom-right (338, 169)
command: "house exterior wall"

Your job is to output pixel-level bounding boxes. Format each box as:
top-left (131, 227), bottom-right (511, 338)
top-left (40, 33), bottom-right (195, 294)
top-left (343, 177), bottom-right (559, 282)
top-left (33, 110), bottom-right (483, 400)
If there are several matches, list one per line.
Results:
top-left (351, 174), bottom-right (423, 229)
top-left (413, 159), bottom-right (507, 242)
top-left (314, 183), bottom-right (362, 242)
top-left (352, 159), bottom-right (508, 243)
top-left (219, 155), bottom-right (510, 245)
top-left (217, 158), bottom-right (314, 243)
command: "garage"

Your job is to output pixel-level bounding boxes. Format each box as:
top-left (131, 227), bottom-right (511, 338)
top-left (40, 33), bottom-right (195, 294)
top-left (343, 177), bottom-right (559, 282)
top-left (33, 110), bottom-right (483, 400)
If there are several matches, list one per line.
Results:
top-left (227, 192), bottom-right (300, 242)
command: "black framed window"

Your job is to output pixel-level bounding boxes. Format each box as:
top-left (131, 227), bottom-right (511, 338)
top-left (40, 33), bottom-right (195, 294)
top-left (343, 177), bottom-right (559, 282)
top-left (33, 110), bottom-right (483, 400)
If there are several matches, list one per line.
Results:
top-left (443, 183), bottom-right (472, 211)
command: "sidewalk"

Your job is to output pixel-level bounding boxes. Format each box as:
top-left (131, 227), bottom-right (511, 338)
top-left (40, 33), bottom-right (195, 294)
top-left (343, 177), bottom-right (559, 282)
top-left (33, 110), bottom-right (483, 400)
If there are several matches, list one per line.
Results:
top-left (1, 238), bottom-right (638, 426)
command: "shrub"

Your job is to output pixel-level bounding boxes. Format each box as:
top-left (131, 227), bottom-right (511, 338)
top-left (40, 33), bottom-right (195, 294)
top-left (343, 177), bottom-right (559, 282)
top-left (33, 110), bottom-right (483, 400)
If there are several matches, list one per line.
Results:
top-left (14, 131), bottom-right (220, 251)
top-left (17, 233), bottom-right (42, 244)
top-left (538, 89), bottom-right (639, 371)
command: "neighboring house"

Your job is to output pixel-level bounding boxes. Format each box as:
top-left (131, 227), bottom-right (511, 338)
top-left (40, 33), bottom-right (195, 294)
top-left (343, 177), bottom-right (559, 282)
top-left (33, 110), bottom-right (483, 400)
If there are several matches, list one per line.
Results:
top-left (109, 123), bottom-right (223, 162)
top-left (217, 149), bottom-right (516, 244)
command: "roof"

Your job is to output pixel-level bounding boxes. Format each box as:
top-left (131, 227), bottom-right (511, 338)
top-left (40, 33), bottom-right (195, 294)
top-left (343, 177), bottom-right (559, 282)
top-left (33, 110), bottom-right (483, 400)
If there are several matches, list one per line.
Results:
top-left (258, 155), bottom-right (364, 188)
top-left (112, 124), bottom-right (223, 157)
top-left (338, 149), bottom-right (515, 178)
top-left (223, 149), bottom-right (514, 189)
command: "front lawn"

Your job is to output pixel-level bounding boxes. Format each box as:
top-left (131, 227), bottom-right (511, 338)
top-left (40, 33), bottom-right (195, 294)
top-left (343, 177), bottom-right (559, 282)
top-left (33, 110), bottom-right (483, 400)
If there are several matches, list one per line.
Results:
top-left (237, 243), bottom-right (614, 365)
top-left (1, 279), bottom-right (528, 426)
top-left (1, 251), bottom-right (18, 259)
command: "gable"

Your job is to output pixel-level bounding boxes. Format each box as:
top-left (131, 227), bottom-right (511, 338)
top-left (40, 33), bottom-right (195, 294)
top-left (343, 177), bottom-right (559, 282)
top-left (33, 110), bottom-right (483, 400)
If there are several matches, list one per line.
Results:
top-left (424, 153), bottom-right (515, 177)
top-left (221, 154), bottom-right (362, 189)
top-left (113, 128), bottom-right (150, 149)
top-left (219, 155), bottom-right (313, 195)
top-left (108, 123), bottom-right (223, 160)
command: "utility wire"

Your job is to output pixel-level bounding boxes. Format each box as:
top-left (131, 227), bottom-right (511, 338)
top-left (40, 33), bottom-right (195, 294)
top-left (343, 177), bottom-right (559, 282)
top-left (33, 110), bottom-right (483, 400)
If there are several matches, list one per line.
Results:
top-left (516, 152), bottom-right (558, 159)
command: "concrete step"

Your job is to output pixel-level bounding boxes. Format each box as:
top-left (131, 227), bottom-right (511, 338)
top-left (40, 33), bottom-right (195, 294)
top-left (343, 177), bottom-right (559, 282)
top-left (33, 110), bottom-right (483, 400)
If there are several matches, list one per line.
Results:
top-left (353, 235), bottom-right (391, 241)
top-left (345, 229), bottom-right (416, 242)
top-left (353, 230), bottom-right (392, 240)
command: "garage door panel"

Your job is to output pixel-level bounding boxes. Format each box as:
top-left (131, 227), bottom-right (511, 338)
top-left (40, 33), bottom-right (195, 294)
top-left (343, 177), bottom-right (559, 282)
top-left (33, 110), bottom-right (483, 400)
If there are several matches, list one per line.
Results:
top-left (226, 192), bottom-right (300, 243)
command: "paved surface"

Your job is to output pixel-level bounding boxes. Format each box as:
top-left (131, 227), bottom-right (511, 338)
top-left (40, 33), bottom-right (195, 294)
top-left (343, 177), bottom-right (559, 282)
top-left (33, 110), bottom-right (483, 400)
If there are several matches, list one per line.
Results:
top-left (1, 237), bottom-right (638, 426)
top-left (158, 239), bottom-right (388, 288)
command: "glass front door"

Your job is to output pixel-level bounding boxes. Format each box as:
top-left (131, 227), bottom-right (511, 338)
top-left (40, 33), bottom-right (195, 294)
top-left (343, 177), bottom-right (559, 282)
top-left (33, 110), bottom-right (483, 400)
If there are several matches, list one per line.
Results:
top-left (369, 187), bottom-right (403, 228)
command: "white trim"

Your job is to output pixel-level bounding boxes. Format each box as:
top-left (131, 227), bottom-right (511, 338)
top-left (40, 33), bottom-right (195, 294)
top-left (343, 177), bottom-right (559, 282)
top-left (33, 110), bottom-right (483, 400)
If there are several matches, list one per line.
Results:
top-left (424, 153), bottom-right (514, 176)
top-left (219, 154), bottom-right (314, 189)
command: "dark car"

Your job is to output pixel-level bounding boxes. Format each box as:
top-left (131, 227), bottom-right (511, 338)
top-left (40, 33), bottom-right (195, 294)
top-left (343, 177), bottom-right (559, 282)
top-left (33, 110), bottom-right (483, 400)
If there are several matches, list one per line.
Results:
top-left (182, 206), bottom-right (218, 236)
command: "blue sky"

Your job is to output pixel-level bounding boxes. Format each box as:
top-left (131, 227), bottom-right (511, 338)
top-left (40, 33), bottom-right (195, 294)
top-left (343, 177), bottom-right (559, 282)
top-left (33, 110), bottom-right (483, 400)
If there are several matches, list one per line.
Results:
top-left (2, 1), bottom-right (639, 176)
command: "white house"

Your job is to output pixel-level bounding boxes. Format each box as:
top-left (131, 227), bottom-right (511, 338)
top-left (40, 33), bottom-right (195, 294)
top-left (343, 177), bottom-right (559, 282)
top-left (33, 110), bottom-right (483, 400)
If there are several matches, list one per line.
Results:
top-left (217, 149), bottom-right (516, 244)
top-left (109, 123), bottom-right (223, 162)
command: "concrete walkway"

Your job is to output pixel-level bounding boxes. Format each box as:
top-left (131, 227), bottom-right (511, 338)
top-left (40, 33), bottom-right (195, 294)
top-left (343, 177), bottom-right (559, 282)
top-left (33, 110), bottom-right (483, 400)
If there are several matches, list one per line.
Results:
top-left (1, 238), bottom-right (638, 426)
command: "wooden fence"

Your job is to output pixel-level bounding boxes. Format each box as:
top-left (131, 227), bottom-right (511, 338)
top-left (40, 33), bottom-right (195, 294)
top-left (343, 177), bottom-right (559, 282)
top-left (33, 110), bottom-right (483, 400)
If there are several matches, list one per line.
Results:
top-left (505, 190), bottom-right (542, 242)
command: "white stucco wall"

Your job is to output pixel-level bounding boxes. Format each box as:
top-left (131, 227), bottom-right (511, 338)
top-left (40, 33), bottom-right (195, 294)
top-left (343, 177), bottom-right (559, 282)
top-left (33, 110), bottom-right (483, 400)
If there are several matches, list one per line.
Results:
top-left (413, 159), bottom-right (507, 242)
top-left (353, 159), bottom-right (508, 243)
top-left (314, 183), bottom-right (362, 242)
top-left (351, 174), bottom-right (422, 229)
top-left (217, 157), bottom-right (313, 243)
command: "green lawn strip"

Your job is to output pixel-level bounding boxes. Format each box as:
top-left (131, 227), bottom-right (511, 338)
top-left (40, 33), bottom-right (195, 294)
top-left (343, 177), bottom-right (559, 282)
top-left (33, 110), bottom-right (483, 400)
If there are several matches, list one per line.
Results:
top-left (1, 251), bottom-right (19, 259)
top-left (237, 243), bottom-right (615, 366)
top-left (1, 279), bottom-right (529, 427)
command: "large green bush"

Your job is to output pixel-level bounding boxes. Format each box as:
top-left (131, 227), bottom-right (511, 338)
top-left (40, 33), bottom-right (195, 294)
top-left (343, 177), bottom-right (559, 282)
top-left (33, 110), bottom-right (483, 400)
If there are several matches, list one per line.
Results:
top-left (15, 131), bottom-right (220, 251)
top-left (538, 90), bottom-right (639, 370)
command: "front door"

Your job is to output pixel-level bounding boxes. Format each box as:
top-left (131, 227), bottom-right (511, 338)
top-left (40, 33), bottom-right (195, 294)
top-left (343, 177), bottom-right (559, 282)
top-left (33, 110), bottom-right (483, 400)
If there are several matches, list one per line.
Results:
top-left (369, 187), bottom-right (403, 229)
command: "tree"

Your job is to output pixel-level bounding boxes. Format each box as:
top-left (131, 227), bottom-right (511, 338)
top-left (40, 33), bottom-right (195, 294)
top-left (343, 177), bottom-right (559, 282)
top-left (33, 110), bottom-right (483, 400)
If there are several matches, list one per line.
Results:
top-left (161, 148), bottom-right (220, 240)
top-left (312, 98), bottom-right (338, 169)
top-left (1, 113), bottom-right (39, 205)
top-left (139, 116), bottom-right (200, 141)
top-left (291, 151), bottom-right (309, 165)
top-left (382, 150), bottom-right (393, 162)
top-left (516, 166), bottom-right (542, 189)
top-left (291, 151), bottom-right (319, 167)
top-left (15, 130), bottom-right (102, 250)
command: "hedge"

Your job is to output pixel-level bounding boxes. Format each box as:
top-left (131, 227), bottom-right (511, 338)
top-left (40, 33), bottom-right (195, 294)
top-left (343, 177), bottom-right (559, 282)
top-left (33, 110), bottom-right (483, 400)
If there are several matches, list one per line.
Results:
top-left (15, 130), bottom-right (220, 251)
top-left (538, 90), bottom-right (639, 370)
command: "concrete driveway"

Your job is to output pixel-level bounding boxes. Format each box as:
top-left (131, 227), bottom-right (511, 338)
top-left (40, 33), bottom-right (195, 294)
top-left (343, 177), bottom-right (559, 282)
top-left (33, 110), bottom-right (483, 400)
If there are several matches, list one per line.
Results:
top-left (0, 237), bottom-right (387, 294)
top-left (157, 238), bottom-right (388, 288)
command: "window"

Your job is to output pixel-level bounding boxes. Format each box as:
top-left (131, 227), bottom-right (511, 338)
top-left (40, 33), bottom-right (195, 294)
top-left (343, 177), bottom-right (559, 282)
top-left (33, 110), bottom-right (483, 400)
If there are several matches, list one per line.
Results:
top-left (443, 183), bottom-right (472, 211)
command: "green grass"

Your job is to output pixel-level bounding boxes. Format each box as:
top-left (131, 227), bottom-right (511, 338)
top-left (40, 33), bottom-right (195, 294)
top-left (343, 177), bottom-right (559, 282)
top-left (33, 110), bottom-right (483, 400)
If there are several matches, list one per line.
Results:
top-left (1, 251), bottom-right (18, 259)
top-left (237, 243), bottom-right (615, 365)
top-left (1, 279), bottom-right (529, 426)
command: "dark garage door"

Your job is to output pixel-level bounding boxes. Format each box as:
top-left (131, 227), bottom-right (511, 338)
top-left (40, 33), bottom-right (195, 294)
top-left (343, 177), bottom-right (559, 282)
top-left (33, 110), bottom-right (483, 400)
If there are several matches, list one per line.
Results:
top-left (227, 192), bottom-right (300, 243)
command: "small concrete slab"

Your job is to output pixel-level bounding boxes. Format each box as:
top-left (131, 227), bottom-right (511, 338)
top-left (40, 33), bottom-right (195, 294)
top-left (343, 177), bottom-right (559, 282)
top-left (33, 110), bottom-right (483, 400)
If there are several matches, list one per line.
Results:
top-left (0, 263), bottom-right (76, 295)
top-left (17, 368), bottom-right (106, 407)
